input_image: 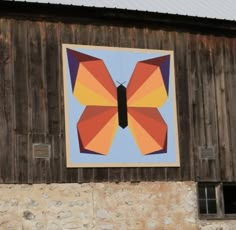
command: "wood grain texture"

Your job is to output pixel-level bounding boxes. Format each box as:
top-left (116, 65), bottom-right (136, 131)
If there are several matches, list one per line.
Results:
top-left (45, 22), bottom-right (60, 135)
top-left (220, 38), bottom-right (235, 181)
top-left (198, 36), bottom-right (220, 181)
top-left (189, 34), bottom-right (204, 181)
top-left (213, 38), bottom-right (232, 181)
top-left (0, 17), bottom-right (236, 183)
top-left (224, 38), bottom-right (236, 180)
top-left (185, 32), bottom-right (195, 181)
top-left (0, 19), bottom-right (15, 183)
top-left (172, 31), bottom-right (189, 181)
top-left (13, 20), bottom-right (29, 134)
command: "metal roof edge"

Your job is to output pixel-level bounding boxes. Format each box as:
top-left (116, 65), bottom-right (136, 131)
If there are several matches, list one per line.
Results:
top-left (1, 1), bottom-right (236, 37)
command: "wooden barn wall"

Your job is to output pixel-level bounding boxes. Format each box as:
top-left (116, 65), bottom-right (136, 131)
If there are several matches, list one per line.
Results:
top-left (0, 18), bottom-right (236, 183)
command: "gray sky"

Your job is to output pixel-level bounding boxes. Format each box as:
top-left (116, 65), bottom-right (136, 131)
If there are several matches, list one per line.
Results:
top-left (11, 0), bottom-right (236, 21)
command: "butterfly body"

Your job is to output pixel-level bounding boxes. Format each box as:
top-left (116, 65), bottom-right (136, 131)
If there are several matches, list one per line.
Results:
top-left (117, 84), bottom-right (128, 129)
top-left (67, 48), bottom-right (170, 156)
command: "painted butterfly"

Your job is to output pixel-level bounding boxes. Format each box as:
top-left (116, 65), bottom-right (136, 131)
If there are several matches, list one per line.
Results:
top-left (66, 48), bottom-right (170, 156)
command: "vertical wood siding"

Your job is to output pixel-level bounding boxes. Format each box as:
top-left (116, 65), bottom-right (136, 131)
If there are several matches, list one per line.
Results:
top-left (0, 18), bottom-right (236, 183)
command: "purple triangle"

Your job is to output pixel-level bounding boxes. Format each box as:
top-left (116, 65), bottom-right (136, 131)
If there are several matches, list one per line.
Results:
top-left (145, 131), bottom-right (168, 155)
top-left (78, 128), bottom-right (104, 155)
top-left (159, 55), bottom-right (170, 95)
top-left (66, 48), bottom-right (80, 91)
top-left (141, 55), bottom-right (170, 95)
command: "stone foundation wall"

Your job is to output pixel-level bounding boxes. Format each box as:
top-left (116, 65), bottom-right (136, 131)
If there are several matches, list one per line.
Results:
top-left (0, 182), bottom-right (235, 229)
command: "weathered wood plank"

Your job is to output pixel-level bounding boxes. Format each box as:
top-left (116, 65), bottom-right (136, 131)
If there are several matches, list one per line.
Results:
top-left (12, 20), bottom-right (31, 183)
top-left (0, 19), bottom-right (15, 183)
top-left (49, 135), bottom-right (60, 182)
top-left (174, 31), bottom-right (191, 180)
top-left (16, 134), bottom-right (28, 183)
top-left (197, 35), bottom-right (220, 181)
top-left (26, 21), bottom-right (48, 183)
top-left (28, 21), bottom-right (47, 133)
top-left (228, 38), bottom-right (236, 180)
top-left (190, 34), bottom-right (207, 181)
top-left (186, 33), bottom-right (198, 181)
top-left (80, 168), bottom-right (95, 183)
top-left (206, 36), bottom-right (220, 181)
top-left (45, 22), bottom-right (60, 134)
top-left (213, 37), bottom-right (232, 181)
top-left (197, 36), bottom-right (218, 181)
top-left (44, 22), bottom-right (65, 183)
top-left (13, 20), bottom-right (29, 134)
top-left (184, 33), bottom-right (197, 181)
top-left (108, 168), bottom-right (122, 182)
top-left (93, 168), bottom-right (108, 182)
top-left (74, 23), bottom-right (89, 46)
top-left (222, 38), bottom-right (236, 181)
top-left (230, 38), bottom-right (236, 180)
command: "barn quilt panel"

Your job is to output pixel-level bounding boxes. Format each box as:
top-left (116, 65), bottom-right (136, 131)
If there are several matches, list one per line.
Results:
top-left (62, 45), bottom-right (180, 167)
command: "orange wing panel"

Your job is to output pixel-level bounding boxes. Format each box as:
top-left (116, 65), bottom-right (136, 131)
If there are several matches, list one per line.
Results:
top-left (127, 68), bottom-right (167, 107)
top-left (128, 107), bottom-right (167, 155)
top-left (77, 106), bottom-right (118, 155)
top-left (74, 63), bottom-right (117, 106)
top-left (67, 49), bottom-right (117, 106)
top-left (84, 114), bottom-right (118, 155)
top-left (126, 62), bottom-right (156, 100)
top-left (126, 55), bottom-right (170, 108)
top-left (83, 60), bottom-right (117, 99)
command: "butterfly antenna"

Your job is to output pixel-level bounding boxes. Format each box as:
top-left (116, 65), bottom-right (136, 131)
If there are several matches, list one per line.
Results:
top-left (116, 81), bottom-right (126, 85)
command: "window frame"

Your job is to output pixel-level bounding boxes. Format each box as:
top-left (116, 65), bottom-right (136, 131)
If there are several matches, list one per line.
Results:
top-left (197, 182), bottom-right (236, 220)
top-left (198, 183), bottom-right (217, 215)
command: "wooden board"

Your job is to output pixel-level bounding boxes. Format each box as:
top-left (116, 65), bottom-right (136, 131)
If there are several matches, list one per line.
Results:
top-left (0, 19), bottom-right (15, 183)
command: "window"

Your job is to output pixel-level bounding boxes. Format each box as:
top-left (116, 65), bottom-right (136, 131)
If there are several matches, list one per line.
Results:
top-left (198, 184), bottom-right (217, 214)
top-left (198, 183), bottom-right (236, 219)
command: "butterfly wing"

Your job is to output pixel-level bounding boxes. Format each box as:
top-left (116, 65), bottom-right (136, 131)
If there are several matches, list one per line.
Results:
top-left (128, 107), bottom-right (167, 155)
top-left (77, 106), bottom-right (118, 155)
top-left (126, 55), bottom-right (170, 108)
top-left (66, 48), bottom-right (117, 106)
top-left (66, 49), bottom-right (118, 155)
top-left (126, 55), bottom-right (170, 155)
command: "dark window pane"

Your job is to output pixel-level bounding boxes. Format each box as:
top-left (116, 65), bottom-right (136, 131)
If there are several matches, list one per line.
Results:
top-left (208, 200), bottom-right (217, 214)
top-left (198, 186), bottom-right (206, 199)
top-left (199, 200), bottom-right (207, 214)
top-left (223, 185), bottom-right (236, 214)
top-left (207, 186), bottom-right (216, 199)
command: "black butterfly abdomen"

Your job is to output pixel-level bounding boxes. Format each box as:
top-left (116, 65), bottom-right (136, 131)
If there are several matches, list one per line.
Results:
top-left (117, 85), bottom-right (128, 129)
